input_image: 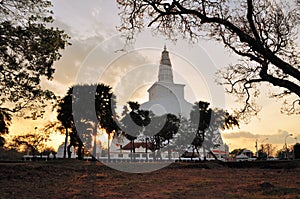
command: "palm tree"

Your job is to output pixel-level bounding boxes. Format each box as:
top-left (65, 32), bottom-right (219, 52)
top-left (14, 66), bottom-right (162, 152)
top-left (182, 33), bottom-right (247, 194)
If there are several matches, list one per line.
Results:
top-left (57, 88), bottom-right (73, 158)
top-left (94, 84), bottom-right (119, 162)
top-left (57, 84), bottom-right (118, 160)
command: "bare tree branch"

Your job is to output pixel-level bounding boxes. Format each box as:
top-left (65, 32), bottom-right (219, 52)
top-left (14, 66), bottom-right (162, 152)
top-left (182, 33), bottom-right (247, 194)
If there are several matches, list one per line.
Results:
top-left (117, 0), bottom-right (300, 116)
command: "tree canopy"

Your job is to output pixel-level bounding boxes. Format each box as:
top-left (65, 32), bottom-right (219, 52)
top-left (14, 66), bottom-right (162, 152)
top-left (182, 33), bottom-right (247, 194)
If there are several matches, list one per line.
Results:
top-left (121, 101), bottom-right (151, 139)
top-left (188, 101), bottom-right (239, 159)
top-left (117, 0), bottom-right (300, 117)
top-left (120, 101), bottom-right (151, 158)
top-left (0, 0), bottom-right (69, 135)
top-left (10, 128), bottom-right (51, 156)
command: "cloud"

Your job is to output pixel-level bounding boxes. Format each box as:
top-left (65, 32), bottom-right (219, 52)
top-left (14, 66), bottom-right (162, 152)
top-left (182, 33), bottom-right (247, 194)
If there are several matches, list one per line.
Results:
top-left (223, 130), bottom-right (299, 145)
top-left (223, 131), bottom-right (257, 139)
top-left (45, 22), bottom-right (158, 106)
top-left (47, 35), bottom-right (104, 92)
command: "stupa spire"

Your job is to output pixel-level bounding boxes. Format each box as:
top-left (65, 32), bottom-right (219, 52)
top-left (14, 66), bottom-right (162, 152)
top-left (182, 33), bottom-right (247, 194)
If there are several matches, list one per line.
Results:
top-left (158, 45), bottom-right (173, 83)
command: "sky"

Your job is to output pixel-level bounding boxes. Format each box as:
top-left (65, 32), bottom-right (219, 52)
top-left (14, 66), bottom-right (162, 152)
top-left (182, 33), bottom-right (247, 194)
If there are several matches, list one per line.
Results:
top-left (8, 0), bottom-right (300, 154)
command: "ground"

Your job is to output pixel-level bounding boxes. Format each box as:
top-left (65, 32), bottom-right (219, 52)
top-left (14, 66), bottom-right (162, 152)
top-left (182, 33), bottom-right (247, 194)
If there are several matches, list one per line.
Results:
top-left (0, 160), bottom-right (300, 198)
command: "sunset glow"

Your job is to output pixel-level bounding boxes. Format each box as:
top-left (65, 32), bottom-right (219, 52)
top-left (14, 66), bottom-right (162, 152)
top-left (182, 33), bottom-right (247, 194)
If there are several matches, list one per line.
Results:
top-left (3, 0), bottom-right (299, 156)
top-left (96, 129), bottom-right (114, 150)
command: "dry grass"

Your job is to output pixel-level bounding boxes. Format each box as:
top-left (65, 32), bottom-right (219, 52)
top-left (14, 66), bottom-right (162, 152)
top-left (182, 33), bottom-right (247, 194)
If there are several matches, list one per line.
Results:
top-left (0, 160), bottom-right (300, 198)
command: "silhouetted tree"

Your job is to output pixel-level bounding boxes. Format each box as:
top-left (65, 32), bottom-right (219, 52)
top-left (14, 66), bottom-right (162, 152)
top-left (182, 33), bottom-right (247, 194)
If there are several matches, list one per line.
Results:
top-left (57, 86), bottom-right (94, 159)
top-left (0, 136), bottom-right (5, 148)
top-left (94, 84), bottom-right (119, 161)
top-left (260, 143), bottom-right (276, 158)
top-left (147, 113), bottom-right (180, 160)
top-left (0, 109), bottom-right (11, 145)
top-left (117, 0), bottom-right (300, 116)
top-left (169, 116), bottom-right (194, 161)
top-left (57, 88), bottom-right (74, 158)
top-left (0, 0), bottom-right (69, 134)
top-left (276, 147), bottom-right (285, 159)
top-left (57, 84), bottom-right (118, 160)
top-left (10, 128), bottom-right (50, 157)
top-left (159, 114), bottom-right (180, 160)
top-left (257, 148), bottom-right (268, 160)
top-left (230, 148), bottom-right (246, 157)
top-left (293, 143), bottom-right (300, 159)
top-left (68, 128), bottom-right (84, 160)
top-left (121, 101), bottom-right (151, 161)
top-left (43, 121), bottom-right (66, 155)
top-left (276, 145), bottom-right (294, 160)
top-left (190, 101), bottom-right (211, 160)
top-left (0, 109), bottom-right (10, 134)
top-left (190, 101), bottom-right (239, 160)
top-left (42, 146), bottom-right (57, 159)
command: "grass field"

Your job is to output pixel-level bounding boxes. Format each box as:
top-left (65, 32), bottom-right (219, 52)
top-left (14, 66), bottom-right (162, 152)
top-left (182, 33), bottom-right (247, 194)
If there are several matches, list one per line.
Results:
top-left (1, 160), bottom-right (300, 198)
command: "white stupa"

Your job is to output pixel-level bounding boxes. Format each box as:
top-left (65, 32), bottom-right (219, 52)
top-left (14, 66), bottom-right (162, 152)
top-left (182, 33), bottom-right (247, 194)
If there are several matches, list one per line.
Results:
top-left (141, 46), bottom-right (193, 118)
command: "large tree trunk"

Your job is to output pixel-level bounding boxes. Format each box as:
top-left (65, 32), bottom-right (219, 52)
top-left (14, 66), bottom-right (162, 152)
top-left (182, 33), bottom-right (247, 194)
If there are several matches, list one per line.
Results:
top-left (130, 140), bottom-right (133, 162)
top-left (92, 129), bottom-right (97, 158)
top-left (63, 128), bottom-right (68, 159)
top-left (196, 148), bottom-right (201, 161)
top-left (133, 139), bottom-right (136, 161)
top-left (191, 147), bottom-right (195, 161)
top-left (203, 146), bottom-right (206, 161)
top-left (31, 146), bottom-right (36, 160)
top-left (77, 143), bottom-right (83, 160)
top-left (145, 138), bottom-right (148, 162)
top-left (107, 133), bottom-right (111, 162)
top-left (67, 144), bottom-right (72, 158)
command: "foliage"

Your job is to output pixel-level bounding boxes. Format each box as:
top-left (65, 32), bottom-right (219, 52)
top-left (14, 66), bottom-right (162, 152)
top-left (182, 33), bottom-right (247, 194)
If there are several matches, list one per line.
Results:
top-left (42, 146), bottom-right (57, 157)
top-left (190, 101), bottom-right (239, 158)
top-left (147, 113), bottom-right (180, 150)
top-left (56, 84), bottom-right (118, 159)
top-left (0, 109), bottom-right (11, 134)
top-left (120, 102), bottom-right (180, 160)
top-left (120, 101), bottom-right (151, 155)
top-left (117, 0), bottom-right (300, 117)
top-left (276, 145), bottom-right (294, 159)
top-left (259, 143), bottom-right (276, 157)
top-left (257, 149), bottom-right (268, 160)
top-left (10, 128), bottom-right (50, 156)
top-left (43, 121), bottom-right (66, 136)
top-left (230, 148), bottom-right (246, 156)
top-left (119, 100), bottom-right (238, 160)
top-left (169, 116), bottom-right (194, 159)
top-left (94, 84), bottom-right (119, 135)
top-left (189, 101), bottom-right (211, 156)
top-left (121, 102), bottom-right (141, 142)
top-left (0, 0), bottom-right (70, 134)
top-left (276, 148), bottom-right (285, 159)
top-left (0, 136), bottom-right (5, 147)
top-left (146, 113), bottom-right (179, 160)
top-left (0, 148), bottom-right (24, 160)
top-left (67, 129), bottom-right (83, 159)
top-left (56, 87), bottom-right (73, 158)
top-left (57, 88), bottom-right (74, 130)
